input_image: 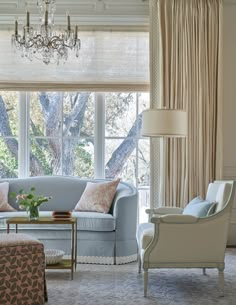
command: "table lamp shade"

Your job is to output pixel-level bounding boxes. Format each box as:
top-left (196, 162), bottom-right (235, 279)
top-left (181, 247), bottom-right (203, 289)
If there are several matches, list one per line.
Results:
top-left (141, 109), bottom-right (187, 137)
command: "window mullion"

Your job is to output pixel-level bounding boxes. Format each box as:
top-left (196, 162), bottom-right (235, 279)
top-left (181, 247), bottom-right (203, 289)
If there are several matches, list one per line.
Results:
top-left (94, 93), bottom-right (105, 179)
top-left (18, 92), bottom-right (30, 178)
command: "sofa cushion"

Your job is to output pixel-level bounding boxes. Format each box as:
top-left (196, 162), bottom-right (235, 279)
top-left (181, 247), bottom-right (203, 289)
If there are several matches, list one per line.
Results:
top-left (74, 179), bottom-right (120, 213)
top-left (0, 182), bottom-right (16, 212)
top-left (74, 212), bottom-right (116, 231)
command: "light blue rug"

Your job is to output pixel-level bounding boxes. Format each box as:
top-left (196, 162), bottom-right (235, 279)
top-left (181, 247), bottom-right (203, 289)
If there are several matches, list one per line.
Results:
top-left (46, 249), bottom-right (236, 305)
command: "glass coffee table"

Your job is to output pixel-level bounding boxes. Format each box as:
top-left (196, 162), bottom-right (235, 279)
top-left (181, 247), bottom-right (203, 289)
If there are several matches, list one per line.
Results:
top-left (6, 217), bottom-right (77, 280)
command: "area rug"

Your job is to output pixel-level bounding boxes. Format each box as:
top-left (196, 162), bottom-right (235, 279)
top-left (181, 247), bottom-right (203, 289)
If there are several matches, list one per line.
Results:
top-left (46, 249), bottom-right (236, 305)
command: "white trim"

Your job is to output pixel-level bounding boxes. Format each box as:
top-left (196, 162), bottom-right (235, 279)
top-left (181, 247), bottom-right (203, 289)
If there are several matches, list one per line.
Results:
top-left (0, 82), bottom-right (149, 93)
top-left (116, 254), bottom-right (138, 265)
top-left (64, 254), bottom-right (137, 265)
top-left (18, 92), bottom-right (29, 178)
top-left (76, 256), bottom-right (114, 265)
top-left (94, 93), bottom-right (105, 179)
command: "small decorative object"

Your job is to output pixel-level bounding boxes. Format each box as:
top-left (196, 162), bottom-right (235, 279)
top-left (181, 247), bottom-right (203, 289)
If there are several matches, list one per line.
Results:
top-left (52, 211), bottom-right (72, 220)
top-left (14, 187), bottom-right (51, 221)
top-left (45, 249), bottom-right (65, 265)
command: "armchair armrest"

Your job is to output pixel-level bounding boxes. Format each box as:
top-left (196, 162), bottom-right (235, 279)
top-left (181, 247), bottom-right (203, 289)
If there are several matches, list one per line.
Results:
top-left (150, 214), bottom-right (198, 224)
top-left (146, 207), bottom-right (184, 221)
top-left (159, 214), bottom-right (198, 224)
top-left (146, 207), bottom-right (184, 215)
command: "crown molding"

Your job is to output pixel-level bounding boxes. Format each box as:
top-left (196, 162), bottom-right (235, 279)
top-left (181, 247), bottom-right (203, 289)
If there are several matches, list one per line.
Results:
top-left (0, 0), bottom-right (149, 26)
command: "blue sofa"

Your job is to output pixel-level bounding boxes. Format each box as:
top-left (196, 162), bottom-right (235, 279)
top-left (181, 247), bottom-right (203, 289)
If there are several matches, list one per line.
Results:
top-left (0, 176), bottom-right (138, 264)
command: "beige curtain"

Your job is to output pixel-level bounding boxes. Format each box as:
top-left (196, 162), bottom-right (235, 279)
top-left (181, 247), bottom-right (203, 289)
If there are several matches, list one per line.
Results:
top-left (156, 0), bottom-right (222, 206)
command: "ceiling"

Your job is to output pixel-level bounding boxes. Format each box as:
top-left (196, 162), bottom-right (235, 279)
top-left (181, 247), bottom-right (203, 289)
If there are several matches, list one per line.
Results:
top-left (0, 0), bottom-right (149, 27)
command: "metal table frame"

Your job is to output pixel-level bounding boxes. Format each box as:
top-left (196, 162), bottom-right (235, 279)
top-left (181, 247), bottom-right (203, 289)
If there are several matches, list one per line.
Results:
top-left (6, 217), bottom-right (77, 280)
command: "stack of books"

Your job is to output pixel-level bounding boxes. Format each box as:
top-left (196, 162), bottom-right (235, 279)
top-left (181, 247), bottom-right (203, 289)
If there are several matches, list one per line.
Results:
top-left (52, 211), bottom-right (72, 220)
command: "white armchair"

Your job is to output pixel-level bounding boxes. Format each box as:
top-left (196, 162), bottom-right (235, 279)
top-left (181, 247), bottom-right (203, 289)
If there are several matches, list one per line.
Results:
top-left (136, 180), bottom-right (235, 297)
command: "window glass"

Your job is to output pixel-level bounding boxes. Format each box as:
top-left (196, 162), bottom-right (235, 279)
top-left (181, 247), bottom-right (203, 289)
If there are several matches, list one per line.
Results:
top-left (105, 139), bottom-right (136, 184)
top-left (62, 138), bottom-right (94, 177)
top-left (63, 92), bottom-right (94, 137)
top-left (30, 92), bottom-right (62, 137)
top-left (0, 92), bottom-right (18, 178)
top-left (105, 93), bottom-right (136, 137)
top-left (30, 92), bottom-right (95, 177)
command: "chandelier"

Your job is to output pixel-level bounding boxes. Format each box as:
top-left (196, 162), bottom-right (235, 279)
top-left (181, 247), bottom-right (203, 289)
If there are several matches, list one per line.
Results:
top-left (12, 0), bottom-right (81, 65)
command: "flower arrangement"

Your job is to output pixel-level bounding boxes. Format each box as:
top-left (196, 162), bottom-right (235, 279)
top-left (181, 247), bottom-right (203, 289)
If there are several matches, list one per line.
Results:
top-left (13, 187), bottom-right (51, 220)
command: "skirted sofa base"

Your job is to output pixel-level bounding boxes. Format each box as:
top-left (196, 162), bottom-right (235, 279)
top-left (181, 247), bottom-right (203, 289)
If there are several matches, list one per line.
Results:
top-left (0, 176), bottom-right (138, 265)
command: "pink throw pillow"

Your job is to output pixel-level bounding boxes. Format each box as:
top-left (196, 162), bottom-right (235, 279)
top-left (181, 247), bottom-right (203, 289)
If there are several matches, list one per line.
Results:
top-left (74, 179), bottom-right (120, 213)
top-left (0, 182), bottom-right (16, 212)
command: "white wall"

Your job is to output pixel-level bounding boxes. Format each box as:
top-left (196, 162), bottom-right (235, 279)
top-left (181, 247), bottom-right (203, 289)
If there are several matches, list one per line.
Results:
top-left (223, 1), bottom-right (236, 245)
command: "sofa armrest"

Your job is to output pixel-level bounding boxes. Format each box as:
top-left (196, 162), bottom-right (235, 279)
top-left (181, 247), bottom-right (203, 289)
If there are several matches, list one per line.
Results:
top-left (112, 183), bottom-right (138, 241)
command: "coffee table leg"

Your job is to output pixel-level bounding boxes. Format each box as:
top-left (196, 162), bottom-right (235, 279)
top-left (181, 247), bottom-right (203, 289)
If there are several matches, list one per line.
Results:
top-left (7, 223), bottom-right (10, 233)
top-left (15, 224), bottom-right (18, 233)
top-left (71, 223), bottom-right (74, 280)
top-left (75, 220), bottom-right (77, 271)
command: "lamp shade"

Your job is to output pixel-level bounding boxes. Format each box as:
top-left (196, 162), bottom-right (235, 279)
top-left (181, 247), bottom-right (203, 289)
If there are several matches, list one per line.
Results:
top-left (141, 109), bottom-right (187, 137)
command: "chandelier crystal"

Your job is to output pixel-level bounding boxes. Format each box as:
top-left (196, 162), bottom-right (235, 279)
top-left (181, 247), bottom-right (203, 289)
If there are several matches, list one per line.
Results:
top-left (12, 0), bottom-right (81, 65)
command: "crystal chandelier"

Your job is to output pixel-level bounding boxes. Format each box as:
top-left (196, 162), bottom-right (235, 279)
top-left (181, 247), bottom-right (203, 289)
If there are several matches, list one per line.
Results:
top-left (12, 0), bottom-right (81, 65)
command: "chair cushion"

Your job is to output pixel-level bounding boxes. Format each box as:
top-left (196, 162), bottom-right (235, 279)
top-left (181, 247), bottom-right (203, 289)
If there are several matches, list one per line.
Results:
top-left (136, 223), bottom-right (154, 250)
top-left (183, 197), bottom-right (214, 217)
top-left (206, 182), bottom-right (232, 213)
top-left (215, 183), bottom-right (232, 213)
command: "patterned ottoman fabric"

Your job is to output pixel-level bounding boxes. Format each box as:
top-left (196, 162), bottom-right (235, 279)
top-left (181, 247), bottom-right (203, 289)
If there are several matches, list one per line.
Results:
top-left (0, 233), bottom-right (47, 305)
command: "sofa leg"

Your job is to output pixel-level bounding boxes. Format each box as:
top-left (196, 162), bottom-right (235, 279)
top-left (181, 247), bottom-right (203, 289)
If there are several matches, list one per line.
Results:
top-left (144, 269), bottom-right (148, 297)
top-left (202, 268), bottom-right (206, 275)
top-left (218, 267), bottom-right (225, 297)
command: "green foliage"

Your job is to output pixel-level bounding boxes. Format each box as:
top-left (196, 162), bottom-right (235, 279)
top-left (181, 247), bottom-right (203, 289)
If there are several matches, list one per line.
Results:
top-left (0, 138), bottom-right (18, 176)
top-left (14, 187), bottom-right (52, 211)
top-left (30, 138), bottom-right (53, 175)
top-left (74, 142), bottom-right (94, 177)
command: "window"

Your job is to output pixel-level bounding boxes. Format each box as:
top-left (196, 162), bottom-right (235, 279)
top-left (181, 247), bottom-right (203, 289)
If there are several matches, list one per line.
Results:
top-left (0, 91), bottom-right (150, 222)
top-left (0, 92), bottom-right (18, 177)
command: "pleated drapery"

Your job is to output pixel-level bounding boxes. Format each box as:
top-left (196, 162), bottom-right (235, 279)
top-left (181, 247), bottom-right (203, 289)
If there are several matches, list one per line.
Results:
top-left (151, 0), bottom-right (222, 207)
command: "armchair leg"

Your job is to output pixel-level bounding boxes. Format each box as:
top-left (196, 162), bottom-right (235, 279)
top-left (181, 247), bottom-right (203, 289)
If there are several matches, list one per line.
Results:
top-left (202, 268), bottom-right (206, 275)
top-left (144, 269), bottom-right (148, 297)
top-left (218, 267), bottom-right (225, 297)
top-left (138, 254), bottom-right (141, 274)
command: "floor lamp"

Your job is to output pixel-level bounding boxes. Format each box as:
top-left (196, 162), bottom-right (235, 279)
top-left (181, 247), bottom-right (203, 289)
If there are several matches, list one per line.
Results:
top-left (142, 109), bottom-right (187, 207)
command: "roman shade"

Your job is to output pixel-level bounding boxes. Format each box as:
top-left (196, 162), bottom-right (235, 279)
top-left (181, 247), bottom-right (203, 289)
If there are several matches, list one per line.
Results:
top-left (0, 30), bottom-right (149, 91)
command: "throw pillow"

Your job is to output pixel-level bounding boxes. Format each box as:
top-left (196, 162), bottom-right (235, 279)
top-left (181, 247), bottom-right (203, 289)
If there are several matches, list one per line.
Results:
top-left (74, 179), bottom-right (120, 213)
top-left (183, 196), bottom-right (214, 218)
top-left (0, 182), bottom-right (16, 212)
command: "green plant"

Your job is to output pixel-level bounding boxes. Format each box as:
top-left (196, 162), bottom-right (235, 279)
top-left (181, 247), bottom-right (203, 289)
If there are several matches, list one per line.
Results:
top-left (12, 187), bottom-right (51, 212)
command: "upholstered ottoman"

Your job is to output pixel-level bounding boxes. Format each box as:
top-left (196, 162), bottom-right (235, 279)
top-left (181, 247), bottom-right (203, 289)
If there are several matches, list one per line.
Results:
top-left (0, 233), bottom-right (47, 305)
